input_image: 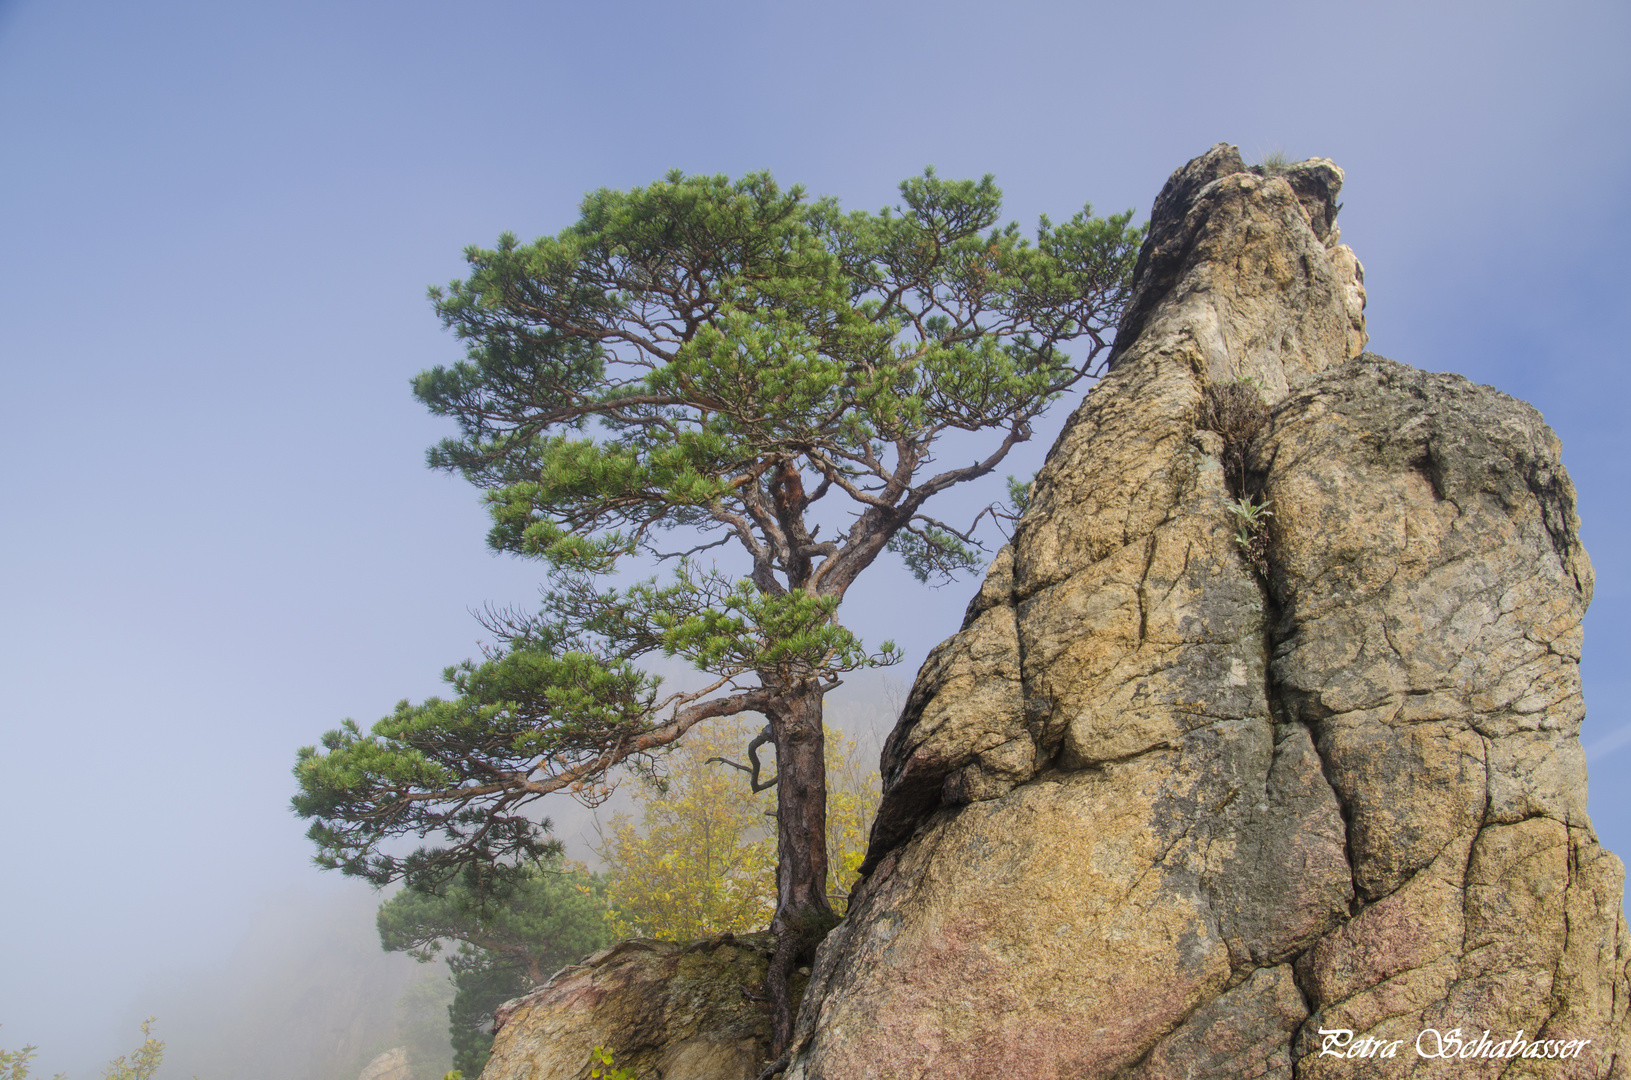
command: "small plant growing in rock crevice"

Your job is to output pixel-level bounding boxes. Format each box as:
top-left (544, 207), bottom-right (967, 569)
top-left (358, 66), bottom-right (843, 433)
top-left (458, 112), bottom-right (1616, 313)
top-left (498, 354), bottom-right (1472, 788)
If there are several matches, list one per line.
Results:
top-left (1199, 379), bottom-right (1271, 497)
top-left (1201, 379), bottom-right (1274, 576)
top-left (1226, 496), bottom-right (1273, 577)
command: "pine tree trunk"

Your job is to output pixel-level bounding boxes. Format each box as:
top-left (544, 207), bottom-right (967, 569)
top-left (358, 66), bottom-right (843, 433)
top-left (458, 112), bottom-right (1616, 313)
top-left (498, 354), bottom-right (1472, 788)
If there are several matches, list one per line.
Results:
top-left (764, 678), bottom-right (833, 1057)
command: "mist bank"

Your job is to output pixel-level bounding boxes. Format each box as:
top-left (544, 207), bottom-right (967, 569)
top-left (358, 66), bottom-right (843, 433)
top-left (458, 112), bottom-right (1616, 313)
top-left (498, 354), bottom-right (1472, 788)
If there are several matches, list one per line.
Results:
top-left (9, 680), bottom-right (903, 1079)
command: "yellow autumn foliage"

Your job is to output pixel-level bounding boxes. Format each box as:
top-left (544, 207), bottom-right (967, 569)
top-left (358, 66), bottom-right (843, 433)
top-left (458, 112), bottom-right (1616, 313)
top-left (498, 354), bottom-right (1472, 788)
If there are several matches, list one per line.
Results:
top-left (823, 728), bottom-right (878, 911)
top-left (600, 718), bottom-right (880, 940)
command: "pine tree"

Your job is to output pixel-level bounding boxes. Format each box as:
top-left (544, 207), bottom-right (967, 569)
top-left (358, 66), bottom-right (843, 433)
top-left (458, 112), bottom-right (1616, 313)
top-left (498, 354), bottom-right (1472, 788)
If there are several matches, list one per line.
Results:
top-left (294, 168), bottom-right (1141, 1053)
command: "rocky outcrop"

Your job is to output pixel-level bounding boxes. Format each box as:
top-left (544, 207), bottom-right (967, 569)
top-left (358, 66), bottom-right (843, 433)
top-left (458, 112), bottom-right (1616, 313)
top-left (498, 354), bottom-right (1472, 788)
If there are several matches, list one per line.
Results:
top-left (480, 935), bottom-right (784, 1080)
top-left (785, 145), bottom-right (1630, 1079)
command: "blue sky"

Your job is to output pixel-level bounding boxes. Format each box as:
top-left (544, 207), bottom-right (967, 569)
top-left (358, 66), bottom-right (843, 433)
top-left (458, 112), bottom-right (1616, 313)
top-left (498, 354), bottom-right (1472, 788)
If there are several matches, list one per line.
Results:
top-left (2, 0), bottom-right (1628, 1072)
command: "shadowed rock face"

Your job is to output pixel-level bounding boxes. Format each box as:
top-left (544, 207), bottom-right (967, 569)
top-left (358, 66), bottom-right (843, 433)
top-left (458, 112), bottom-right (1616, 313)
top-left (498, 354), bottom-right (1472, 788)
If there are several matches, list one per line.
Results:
top-left (785, 145), bottom-right (1630, 1080)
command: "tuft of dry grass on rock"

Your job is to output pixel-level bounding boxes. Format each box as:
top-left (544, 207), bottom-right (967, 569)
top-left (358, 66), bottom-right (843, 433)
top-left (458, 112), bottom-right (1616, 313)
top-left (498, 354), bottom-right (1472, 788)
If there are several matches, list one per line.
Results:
top-left (1201, 380), bottom-right (1274, 576)
top-left (1255, 149), bottom-right (1290, 175)
top-left (1200, 379), bottom-right (1270, 495)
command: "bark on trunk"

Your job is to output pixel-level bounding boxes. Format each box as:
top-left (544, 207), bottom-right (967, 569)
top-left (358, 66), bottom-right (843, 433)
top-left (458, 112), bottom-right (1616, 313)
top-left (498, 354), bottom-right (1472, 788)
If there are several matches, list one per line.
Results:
top-left (764, 678), bottom-right (833, 1057)
top-left (771, 683), bottom-right (831, 926)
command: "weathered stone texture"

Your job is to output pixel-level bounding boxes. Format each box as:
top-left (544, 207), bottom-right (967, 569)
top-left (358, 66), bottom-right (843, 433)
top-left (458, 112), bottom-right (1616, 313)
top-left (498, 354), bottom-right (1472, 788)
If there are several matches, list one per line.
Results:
top-left (1267, 357), bottom-right (1625, 1079)
top-left (785, 145), bottom-right (1630, 1080)
top-left (480, 936), bottom-right (778, 1080)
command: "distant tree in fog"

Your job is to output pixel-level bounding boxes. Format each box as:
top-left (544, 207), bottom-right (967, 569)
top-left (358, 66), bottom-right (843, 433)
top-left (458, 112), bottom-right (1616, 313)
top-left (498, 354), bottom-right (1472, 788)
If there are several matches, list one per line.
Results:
top-left (377, 858), bottom-right (609, 1077)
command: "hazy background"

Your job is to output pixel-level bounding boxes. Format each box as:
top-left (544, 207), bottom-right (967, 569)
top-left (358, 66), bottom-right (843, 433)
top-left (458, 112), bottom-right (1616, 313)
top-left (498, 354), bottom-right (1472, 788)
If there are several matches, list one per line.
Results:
top-left (2, 0), bottom-right (1627, 1074)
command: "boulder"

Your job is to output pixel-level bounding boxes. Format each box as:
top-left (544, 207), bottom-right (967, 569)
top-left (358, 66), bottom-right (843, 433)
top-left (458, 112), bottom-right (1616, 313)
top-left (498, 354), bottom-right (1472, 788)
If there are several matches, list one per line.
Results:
top-left (784, 145), bottom-right (1630, 1079)
top-left (480, 935), bottom-right (783, 1080)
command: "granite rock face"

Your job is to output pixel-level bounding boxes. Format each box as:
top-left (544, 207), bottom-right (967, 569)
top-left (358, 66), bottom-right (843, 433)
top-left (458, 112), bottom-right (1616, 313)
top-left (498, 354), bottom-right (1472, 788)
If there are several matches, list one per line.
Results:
top-left (786, 145), bottom-right (1630, 1079)
top-left (479, 935), bottom-right (778, 1080)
